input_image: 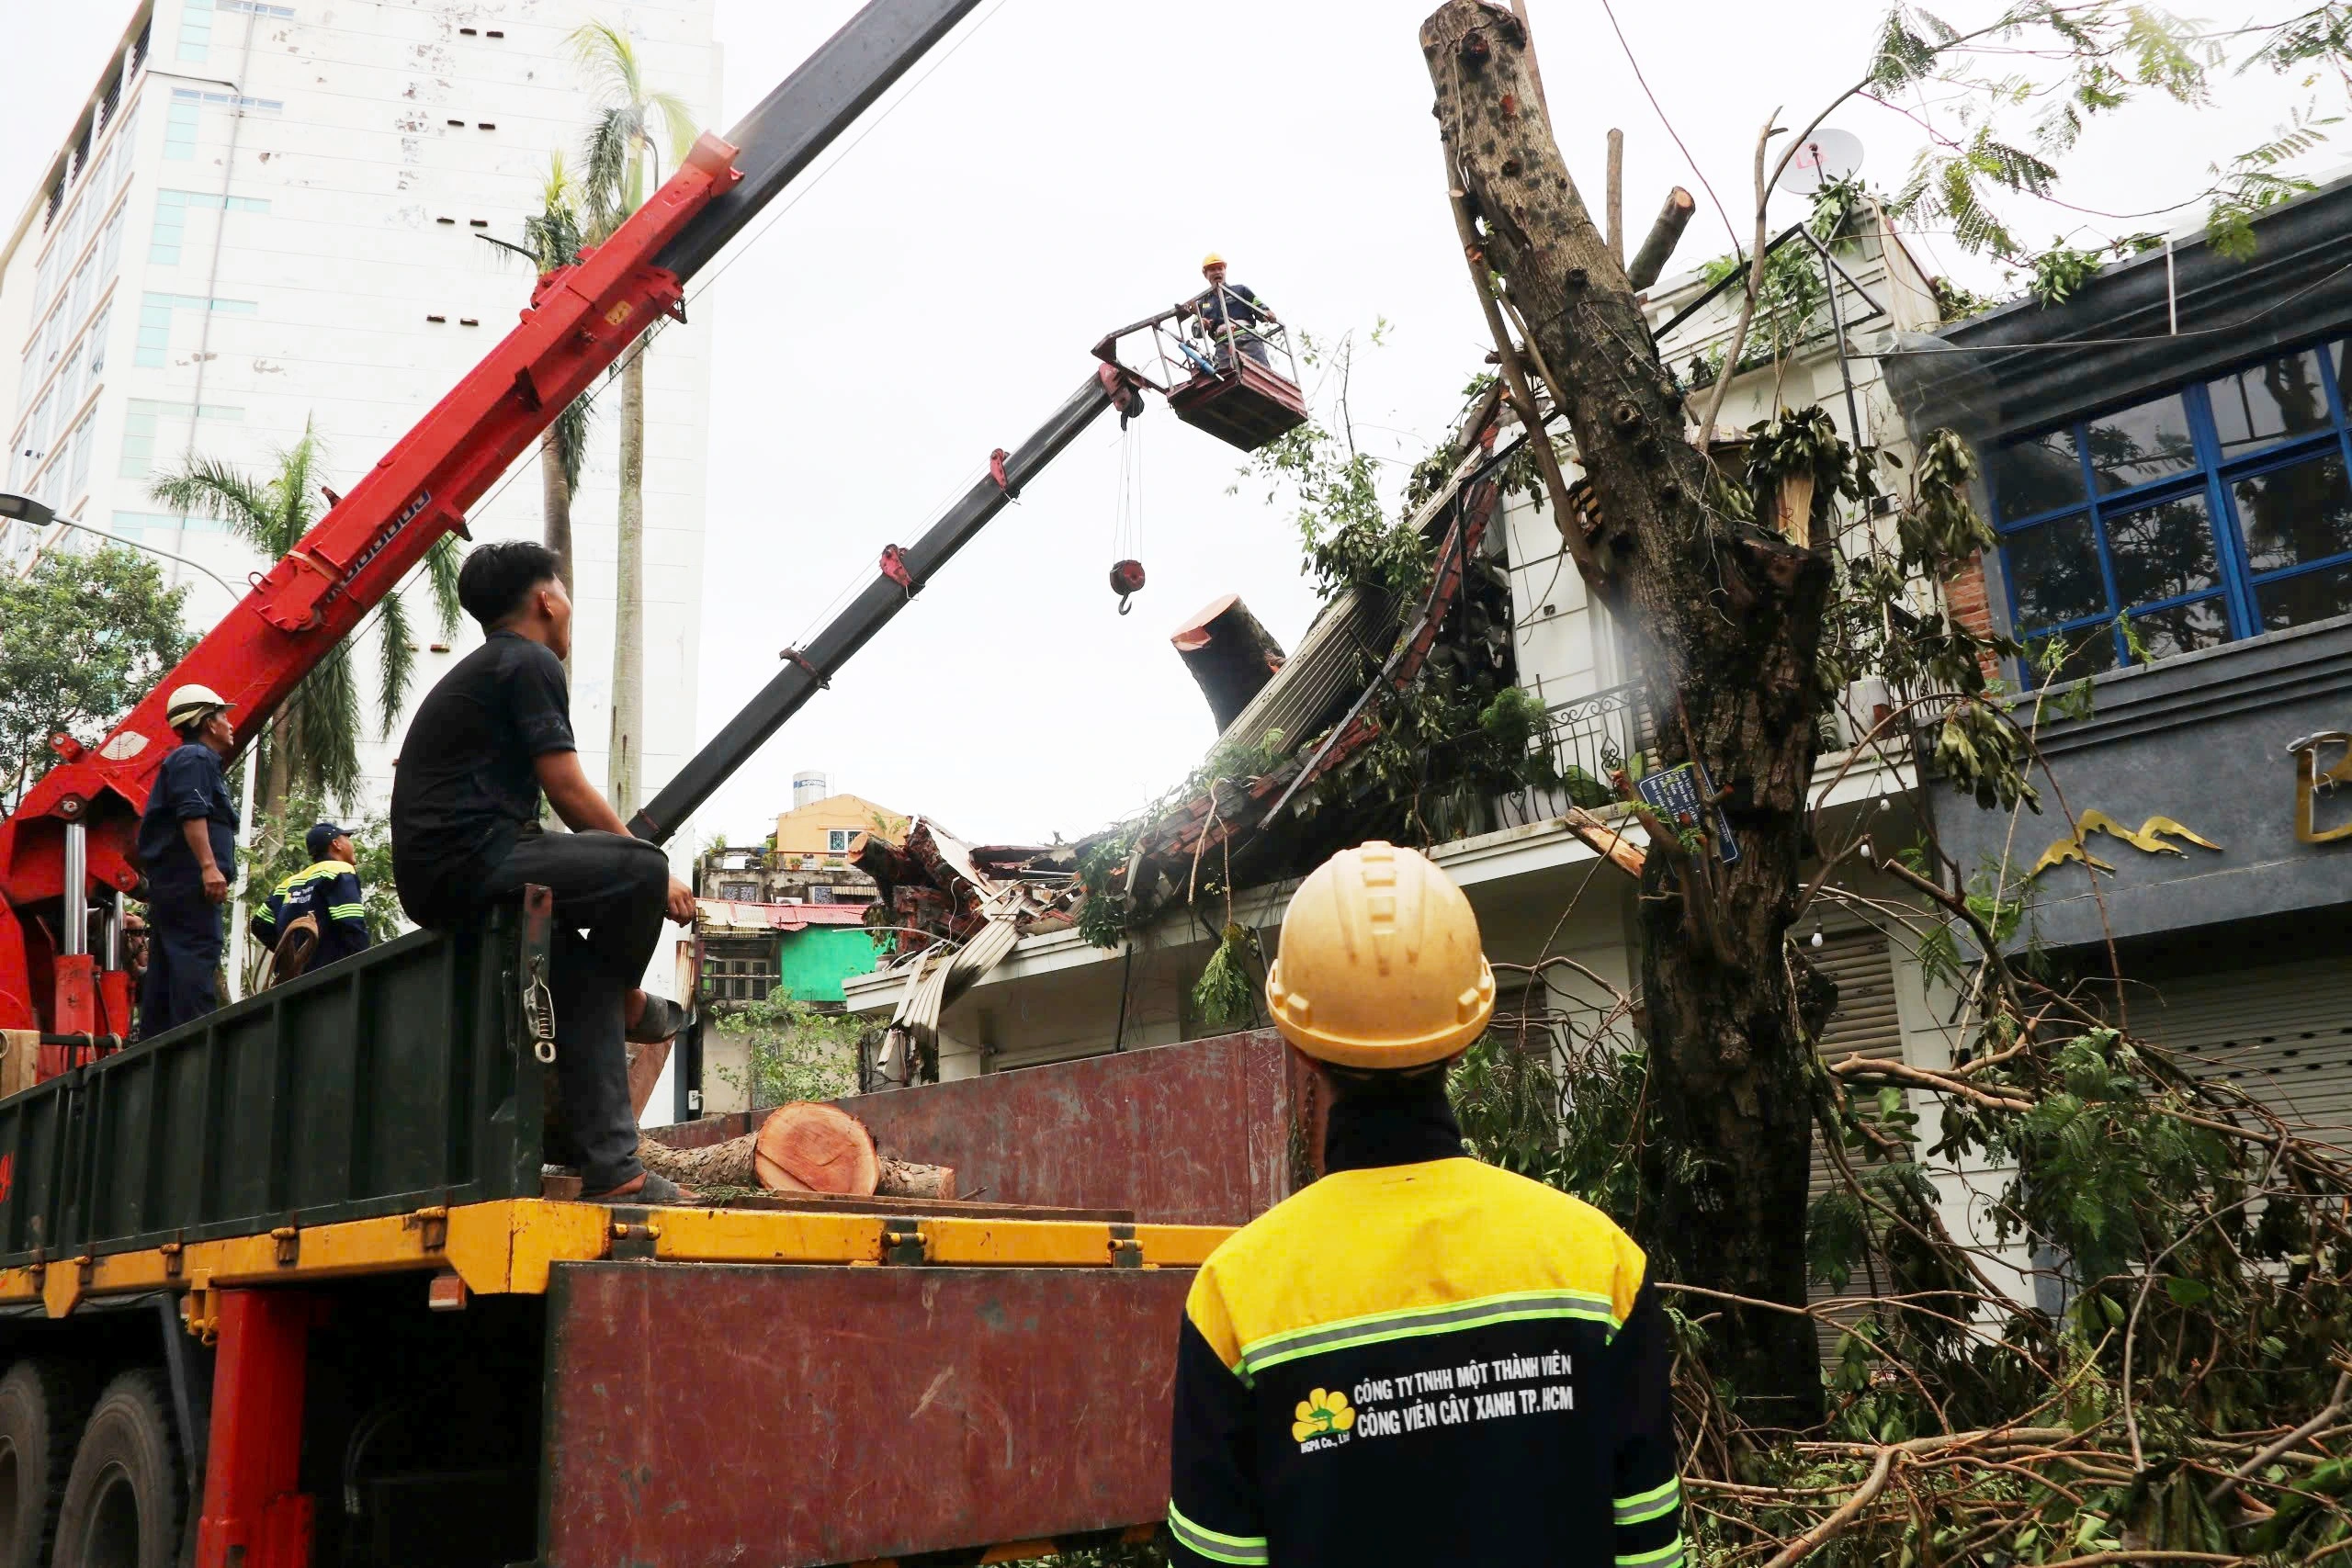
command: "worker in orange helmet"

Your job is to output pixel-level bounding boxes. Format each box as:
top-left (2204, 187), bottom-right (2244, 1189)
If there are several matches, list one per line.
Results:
top-left (1162, 841), bottom-right (1683, 1568)
top-left (1189, 252), bottom-right (1277, 370)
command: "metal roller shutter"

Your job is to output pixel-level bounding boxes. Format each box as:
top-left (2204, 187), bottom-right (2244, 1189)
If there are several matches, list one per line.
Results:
top-left (2132, 959), bottom-right (2352, 1154)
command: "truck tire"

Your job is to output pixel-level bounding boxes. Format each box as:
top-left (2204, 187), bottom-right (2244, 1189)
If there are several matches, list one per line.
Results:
top-left (51, 1371), bottom-right (182, 1568)
top-left (0, 1359), bottom-right (89, 1568)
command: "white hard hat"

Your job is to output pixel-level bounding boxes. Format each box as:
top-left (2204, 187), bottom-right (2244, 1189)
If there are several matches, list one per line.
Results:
top-left (164, 683), bottom-right (232, 728)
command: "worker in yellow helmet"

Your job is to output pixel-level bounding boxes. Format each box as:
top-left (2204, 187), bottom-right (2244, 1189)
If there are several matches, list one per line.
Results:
top-left (1189, 251), bottom-right (1278, 370)
top-left (1163, 841), bottom-right (1682, 1568)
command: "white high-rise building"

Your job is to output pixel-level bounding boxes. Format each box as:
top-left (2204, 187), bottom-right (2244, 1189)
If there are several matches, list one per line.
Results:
top-left (0, 0), bottom-right (720, 840)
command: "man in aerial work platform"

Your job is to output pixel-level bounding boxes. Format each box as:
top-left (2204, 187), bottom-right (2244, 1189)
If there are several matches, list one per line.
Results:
top-left (249, 820), bottom-right (372, 984)
top-left (1162, 841), bottom-right (1684, 1568)
top-left (390, 541), bottom-right (698, 1204)
top-left (133, 683), bottom-right (243, 1037)
top-left (1190, 252), bottom-right (1279, 368)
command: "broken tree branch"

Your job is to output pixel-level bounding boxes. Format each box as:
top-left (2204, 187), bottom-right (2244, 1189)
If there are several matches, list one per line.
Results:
top-left (1697, 111), bottom-right (1781, 440)
top-left (1444, 174), bottom-right (1600, 583)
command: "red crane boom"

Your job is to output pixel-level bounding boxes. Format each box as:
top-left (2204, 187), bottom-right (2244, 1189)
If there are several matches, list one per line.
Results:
top-left (0, 136), bottom-right (741, 1040)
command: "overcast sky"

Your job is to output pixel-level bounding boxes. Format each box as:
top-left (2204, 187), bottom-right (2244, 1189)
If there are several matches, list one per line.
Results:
top-left (4, 0), bottom-right (2318, 849)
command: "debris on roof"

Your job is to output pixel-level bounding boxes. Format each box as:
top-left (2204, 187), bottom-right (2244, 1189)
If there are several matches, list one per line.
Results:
top-left (1074, 381), bottom-right (1535, 936)
top-left (850, 818), bottom-right (1081, 1086)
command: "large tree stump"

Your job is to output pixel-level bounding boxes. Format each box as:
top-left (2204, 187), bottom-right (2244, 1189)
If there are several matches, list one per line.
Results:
top-left (639, 1106), bottom-right (955, 1199)
top-left (1171, 593), bottom-right (1288, 731)
top-left (755, 1101), bottom-right (878, 1193)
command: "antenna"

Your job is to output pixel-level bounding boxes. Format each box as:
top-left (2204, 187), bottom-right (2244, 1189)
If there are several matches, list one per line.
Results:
top-left (1775, 127), bottom-right (1864, 195)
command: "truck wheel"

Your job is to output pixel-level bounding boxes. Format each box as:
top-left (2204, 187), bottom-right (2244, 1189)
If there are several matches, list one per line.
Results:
top-left (52, 1371), bottom-right (182, 1568)
top-left (0, 1359), bottom-right (89, 1568)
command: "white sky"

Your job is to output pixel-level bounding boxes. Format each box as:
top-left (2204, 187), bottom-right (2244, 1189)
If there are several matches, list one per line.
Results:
top-left (4, 0), bottom-right (2323, 849)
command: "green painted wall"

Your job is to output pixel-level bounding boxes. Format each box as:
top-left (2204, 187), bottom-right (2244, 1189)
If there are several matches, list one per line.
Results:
top-left (776, 926), bottom-right (881, 1004)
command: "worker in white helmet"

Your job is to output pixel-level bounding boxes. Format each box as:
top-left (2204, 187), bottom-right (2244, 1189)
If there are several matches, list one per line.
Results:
top-left (1163, 841), bottom-right (1682, 1568)
top-left (131, 683), bottom-right (243, 1035)
top-left (1189, 252), bottom-right (1277, 370)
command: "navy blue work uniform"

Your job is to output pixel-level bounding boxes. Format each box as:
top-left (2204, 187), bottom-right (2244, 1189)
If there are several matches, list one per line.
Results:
top-left (1190, 283), bottom-right (1273, 367)
top-left (249, 859), bottom-right (371, 969)
top-left (133, 741), bottom-right (240, 1036)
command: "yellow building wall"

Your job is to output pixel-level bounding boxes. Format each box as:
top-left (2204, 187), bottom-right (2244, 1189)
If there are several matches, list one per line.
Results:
top-left (773, 795), bottom-right (907, 861)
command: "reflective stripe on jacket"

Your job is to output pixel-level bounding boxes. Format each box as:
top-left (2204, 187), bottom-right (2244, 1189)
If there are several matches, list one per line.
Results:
top-left (1165, 1090), bottom-right (1683, 1567)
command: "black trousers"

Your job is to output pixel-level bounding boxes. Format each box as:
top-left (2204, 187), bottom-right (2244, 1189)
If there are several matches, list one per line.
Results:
top-left (478, 831), bottom-right (672, 1191)
top-left (140, 890), bottom-right (221, 1038)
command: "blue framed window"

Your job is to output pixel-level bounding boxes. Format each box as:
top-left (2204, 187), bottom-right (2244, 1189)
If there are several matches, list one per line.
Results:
top-left (1989, 339), bottom-right (2352, 683)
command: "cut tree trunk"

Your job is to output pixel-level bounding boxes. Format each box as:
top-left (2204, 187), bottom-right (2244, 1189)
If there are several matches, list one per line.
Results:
top-left (877, 1156), bottom-right (956, 1200)
top-left (1171, 594), bottom-right (1288, 731)
top-left (607, 349), bottom-right (646, 815)
top-left (1424, 0), bottom-right (1833, 1423)
top-left (638, 1111), bottom-right (954, 1199)
top-left (756, 1101), bottom-right (878, 1193)
top-left (639, 1130), bottom-right (756, 1189)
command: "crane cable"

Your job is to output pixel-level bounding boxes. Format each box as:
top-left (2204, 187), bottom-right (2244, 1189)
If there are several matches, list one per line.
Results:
top-left (1109, 417), bottom-right (1146, 615)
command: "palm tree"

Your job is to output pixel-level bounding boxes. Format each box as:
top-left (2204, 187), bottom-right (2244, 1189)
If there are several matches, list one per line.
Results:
top-left (486, 154), bottom-right (594, 607)
top-left (572, 18), bottom-right (692, 818)
top-left (150, 423), bottom-right (462, 847)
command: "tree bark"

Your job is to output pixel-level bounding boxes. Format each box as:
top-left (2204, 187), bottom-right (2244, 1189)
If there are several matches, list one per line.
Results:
top-left (1423, 0), bottom-right (1832, 1423)
top-left (1171, 594), bottom-right (1287, 732)
top-left (540, 426), bottom-right (575, 596)
top-left (607, 348), bottom-right (646, 815)
top-left (877, 1156), bottom-right (956, 1200)
top-left (639, 1130), bottom-right (756, 1189)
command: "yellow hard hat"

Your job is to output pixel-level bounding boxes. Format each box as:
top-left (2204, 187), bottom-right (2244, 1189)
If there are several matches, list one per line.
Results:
top-left (1265, 840), bottom-right (1494, 1069)
top-left (1201, 252), bottom-right (1227, 270)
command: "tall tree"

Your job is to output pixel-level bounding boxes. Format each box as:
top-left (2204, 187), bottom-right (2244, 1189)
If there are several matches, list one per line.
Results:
top-left (571, 19), bottom-right (692, 817)
top-left (0, 547), bottom-right (190, 813)
top-left (151, 425), bottom-right (462, 843)
top-left (1416, 0), bottom-right (2352, 1422)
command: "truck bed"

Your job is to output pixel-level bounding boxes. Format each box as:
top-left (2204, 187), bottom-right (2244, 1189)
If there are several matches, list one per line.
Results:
top-left (0, 910), bottom-right (1235, 1565)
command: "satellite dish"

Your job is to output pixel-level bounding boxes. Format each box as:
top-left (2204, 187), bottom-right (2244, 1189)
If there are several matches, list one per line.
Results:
top-left (1776, 127), bottom-right (1864, 195)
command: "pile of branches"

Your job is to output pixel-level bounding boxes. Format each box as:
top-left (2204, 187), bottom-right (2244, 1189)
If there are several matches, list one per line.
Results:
top-left (1454, 925), bottom-right (2352, 1566)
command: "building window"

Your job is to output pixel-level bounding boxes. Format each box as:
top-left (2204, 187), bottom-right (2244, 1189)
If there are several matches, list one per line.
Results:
top-left (1991, 339), bottom-right (2352, 682)
top-left (164, 96), bottom-right (199, 160)
top-left (179, 0), bottom-right (214, 62)
top-left (150, 189), bottom-right (267, 266)
top-left (718, 881), bottom-right (759, 903)
top-left (85, 305), bottom-right (110, 384)
top-left (135, 292), bottom-right (257, 367)
top-left (700, 939), bottom-right (780, 1004)
top-left (97, 200), bottom-right (125, 274)
top-left (827, 829), bottom-right (854, 852)
top-left (119, 399), bottom-right (243, 479)
top-left (63, 414), bottom-right (96, 507)
top-left (109, 511), bottom-right (231, 540)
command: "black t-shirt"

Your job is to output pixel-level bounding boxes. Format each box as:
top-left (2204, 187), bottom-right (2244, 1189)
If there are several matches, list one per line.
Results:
top-left (135, 742), bottom-right (239, 893)
top-left (390, 630), bottom-right (575, 920)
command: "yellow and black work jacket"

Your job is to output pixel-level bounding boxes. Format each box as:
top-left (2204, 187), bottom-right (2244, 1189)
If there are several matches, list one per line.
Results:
top-left (248, 859), bottom-right (371, 969)
top-left (1166, 1085), bottom-right (1683, 1567)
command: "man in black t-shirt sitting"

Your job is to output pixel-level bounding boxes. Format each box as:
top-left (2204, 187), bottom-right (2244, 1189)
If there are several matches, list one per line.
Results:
top-left (391, 541), bottom-right (698, 1204)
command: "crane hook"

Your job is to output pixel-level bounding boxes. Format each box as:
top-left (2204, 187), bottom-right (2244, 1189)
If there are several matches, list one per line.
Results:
top-left (1109, 558), bottom-right (1146, 616)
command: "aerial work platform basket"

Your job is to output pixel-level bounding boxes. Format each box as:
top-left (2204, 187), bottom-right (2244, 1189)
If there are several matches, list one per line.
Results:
top-left (1093, 299), bottom-right (1307, 453)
